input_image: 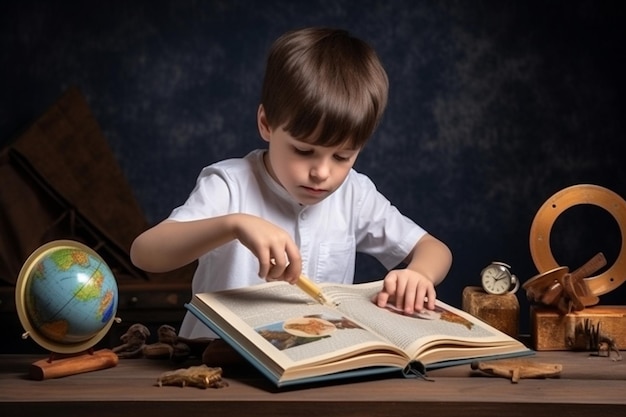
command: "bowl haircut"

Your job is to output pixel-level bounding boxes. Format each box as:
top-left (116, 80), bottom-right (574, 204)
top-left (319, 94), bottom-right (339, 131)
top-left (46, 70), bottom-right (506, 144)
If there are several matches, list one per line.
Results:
top-left (261, 27), bottom-right (389, 150)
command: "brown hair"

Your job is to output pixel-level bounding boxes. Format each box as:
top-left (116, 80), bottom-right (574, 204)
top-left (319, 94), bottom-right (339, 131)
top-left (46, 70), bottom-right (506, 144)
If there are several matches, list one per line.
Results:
top-left (260, 27), bottom-right (388, 149)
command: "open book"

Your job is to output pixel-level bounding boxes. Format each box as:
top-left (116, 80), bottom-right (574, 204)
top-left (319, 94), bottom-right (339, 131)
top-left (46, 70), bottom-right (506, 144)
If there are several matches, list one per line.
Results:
top-left (186, 280), bottom-right (532, 387)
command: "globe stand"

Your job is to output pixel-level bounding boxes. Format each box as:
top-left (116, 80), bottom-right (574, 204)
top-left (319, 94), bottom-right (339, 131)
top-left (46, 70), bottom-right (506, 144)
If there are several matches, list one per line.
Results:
top-left (29, 348), bottom-right (119, 380)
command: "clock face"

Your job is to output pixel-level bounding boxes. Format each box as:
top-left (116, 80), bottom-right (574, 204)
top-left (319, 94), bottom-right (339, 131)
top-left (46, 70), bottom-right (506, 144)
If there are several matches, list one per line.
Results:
top-left (481, 265), bottom-right (513, 295)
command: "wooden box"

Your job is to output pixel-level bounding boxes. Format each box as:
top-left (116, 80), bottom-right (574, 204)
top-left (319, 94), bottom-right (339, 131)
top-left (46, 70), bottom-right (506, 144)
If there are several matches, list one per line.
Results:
top-left (530, 305), bottom-right (626, 350)
top-left (462, 286), bottom-right (519, 337)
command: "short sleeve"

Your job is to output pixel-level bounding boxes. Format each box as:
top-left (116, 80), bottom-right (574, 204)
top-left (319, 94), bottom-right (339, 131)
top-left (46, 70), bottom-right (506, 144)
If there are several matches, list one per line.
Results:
top-left (169, 167), bottom-right (233, 222)
top-left (352, 174), bottom-right (427, 270)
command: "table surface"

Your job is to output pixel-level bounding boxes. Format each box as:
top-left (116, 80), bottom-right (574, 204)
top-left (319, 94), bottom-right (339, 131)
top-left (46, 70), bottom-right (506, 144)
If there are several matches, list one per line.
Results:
top-left (1, 351), bottom-right (625, 417)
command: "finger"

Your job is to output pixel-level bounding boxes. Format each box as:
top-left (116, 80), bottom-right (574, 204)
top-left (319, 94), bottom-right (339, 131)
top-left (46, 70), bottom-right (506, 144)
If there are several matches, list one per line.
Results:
top-left (258, 251), bottom-right (272, 279)
top-left (283, 244), bottom-right (302, 284)
top-left (425, 287), bottom-right (436, 310)
top-left (394, 277), bottom-right (407, 311)
top-left (268, 254), bottom-right (288, 279)
top-left (270, 254), bottom-right (289, 268)
top-left (284, 262), bottom-right (300, 284)
top-left (403, 279), bottom-right (418, 314)
top-left (375, 290), bottom-right (390, 308)
top-left (377, 276), bottom-right (397, 307)
top-left (412, 284), bottom-right (427, 312)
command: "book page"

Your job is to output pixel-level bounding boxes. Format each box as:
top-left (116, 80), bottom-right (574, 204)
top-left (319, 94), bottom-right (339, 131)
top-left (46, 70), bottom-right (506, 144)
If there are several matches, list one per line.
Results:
top-left (325, 281), bottom-right (526, 361)
top-left (193, 282), bottom-right (409, 371)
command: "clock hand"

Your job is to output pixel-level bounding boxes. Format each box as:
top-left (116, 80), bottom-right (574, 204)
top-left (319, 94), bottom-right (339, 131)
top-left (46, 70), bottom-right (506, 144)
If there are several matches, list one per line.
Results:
top-left (495, 271), bottom-right (507, 281)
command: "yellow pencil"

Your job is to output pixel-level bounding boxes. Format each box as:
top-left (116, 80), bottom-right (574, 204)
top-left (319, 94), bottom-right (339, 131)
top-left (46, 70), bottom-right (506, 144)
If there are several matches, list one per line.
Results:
top-left (296, 275), bottom-right (335, 307)
top-left (270, 257), bottom-right (335, 306)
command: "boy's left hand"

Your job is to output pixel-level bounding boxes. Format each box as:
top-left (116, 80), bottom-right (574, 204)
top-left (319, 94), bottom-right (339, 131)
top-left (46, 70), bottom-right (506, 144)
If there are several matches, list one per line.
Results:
top-left (375, 269), bottom-right (436, 314)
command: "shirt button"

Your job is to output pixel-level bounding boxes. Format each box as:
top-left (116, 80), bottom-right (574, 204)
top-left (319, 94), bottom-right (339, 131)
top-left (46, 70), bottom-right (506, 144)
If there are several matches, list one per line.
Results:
top-left (300, 212), bottom-right (307, 220)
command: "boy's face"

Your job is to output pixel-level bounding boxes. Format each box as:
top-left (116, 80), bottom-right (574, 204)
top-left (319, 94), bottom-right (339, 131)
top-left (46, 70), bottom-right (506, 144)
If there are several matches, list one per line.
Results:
top-left (258, 106), bottom-right (360, 206)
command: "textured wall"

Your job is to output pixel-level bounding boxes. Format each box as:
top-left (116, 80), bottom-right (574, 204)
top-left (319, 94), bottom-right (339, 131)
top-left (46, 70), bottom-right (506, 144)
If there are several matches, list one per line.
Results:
top-left (2, 0), bottom-right (625, 333)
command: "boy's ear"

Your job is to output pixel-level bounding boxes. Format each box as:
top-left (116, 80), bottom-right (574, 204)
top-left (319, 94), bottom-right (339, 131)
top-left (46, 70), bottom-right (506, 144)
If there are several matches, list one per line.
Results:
top-left (257, 104), bottom-right (271, 142)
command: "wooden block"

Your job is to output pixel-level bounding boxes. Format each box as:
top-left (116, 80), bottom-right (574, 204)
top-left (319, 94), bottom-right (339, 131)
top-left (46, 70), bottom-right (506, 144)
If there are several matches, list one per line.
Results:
top-left (462, 286), bottom-right (519, 337)
top-left (531, 305), bottom-right (626, 351)
top-left (29, 349), bottom-right (119, 380)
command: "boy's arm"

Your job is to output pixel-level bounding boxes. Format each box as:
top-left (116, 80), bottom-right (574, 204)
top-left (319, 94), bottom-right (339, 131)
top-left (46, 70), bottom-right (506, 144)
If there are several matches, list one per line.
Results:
top-left (403, 234), bottom-right (452, 286)
top-left (130, 214), bottom-right (301, 282)
top-left (130, 217), bottom-right (236, 272)
top-left (375, 234), bottom-right (452, 314)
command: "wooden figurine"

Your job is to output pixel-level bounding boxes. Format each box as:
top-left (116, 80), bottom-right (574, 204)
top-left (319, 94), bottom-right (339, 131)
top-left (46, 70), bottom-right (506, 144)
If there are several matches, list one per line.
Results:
top-left (471, 359), bottom-right (562, 383)
top-left (157, 364), bottom-right (228, 389)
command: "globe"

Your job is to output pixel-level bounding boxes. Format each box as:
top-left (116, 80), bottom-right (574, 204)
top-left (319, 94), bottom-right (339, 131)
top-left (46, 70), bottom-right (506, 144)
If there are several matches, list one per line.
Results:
top-left (15, 240), bottom-right (119, 354)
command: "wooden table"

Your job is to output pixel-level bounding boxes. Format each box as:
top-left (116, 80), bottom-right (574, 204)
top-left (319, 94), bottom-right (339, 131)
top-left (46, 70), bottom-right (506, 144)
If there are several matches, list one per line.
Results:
top-left (1, 351), bottom-right (625, 417)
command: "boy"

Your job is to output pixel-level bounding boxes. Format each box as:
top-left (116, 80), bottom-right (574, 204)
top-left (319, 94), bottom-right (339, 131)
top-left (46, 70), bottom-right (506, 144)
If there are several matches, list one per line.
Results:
top-left (131, 27), bottom-right (452, 339)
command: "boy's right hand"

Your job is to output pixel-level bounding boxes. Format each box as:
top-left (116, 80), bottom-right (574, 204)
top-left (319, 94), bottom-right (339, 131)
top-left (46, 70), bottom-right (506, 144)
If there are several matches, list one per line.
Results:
top-left (232, 214), bottom-right (301, 284)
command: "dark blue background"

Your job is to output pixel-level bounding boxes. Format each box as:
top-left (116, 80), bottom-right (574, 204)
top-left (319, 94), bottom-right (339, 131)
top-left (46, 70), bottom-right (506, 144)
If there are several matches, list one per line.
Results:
top-left (2, 0), bottom-right (625, 334)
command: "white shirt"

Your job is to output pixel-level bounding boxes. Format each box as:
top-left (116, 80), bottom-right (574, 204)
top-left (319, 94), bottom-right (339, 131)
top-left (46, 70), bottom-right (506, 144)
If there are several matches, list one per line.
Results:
top-left (169, 149), bottom-right (427, 338)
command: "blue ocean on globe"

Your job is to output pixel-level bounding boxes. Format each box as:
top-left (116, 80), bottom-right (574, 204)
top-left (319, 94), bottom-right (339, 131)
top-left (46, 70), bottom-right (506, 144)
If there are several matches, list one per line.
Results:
top-left (25, 247), bottom-right (118, 344)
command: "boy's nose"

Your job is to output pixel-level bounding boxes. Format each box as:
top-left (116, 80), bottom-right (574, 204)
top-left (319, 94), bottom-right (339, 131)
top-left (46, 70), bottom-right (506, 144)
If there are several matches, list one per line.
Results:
top-left (310, 161), bottom-right (330, 181)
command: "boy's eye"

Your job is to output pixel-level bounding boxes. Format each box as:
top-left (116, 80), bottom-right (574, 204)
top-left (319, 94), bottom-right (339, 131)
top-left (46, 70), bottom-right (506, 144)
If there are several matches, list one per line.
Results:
top-left (293, 147), bottom-right (313, 156)
top-left (334, 154), bottom-right (351, 162)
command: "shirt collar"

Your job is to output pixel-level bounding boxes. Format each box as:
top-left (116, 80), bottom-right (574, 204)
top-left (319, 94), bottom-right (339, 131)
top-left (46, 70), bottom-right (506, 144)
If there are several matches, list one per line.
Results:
top-left (252, 149), bottom-right (307, 212)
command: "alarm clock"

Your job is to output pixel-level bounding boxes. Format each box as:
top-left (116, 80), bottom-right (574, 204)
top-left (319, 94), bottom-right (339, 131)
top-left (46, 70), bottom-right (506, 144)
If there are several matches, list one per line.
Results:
top-left (480, 262), bottom-right (519, 295)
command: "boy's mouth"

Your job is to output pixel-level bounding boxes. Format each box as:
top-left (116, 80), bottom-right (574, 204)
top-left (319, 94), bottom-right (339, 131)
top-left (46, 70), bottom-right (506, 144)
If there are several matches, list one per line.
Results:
top-left (301, 185), bottom-right (327, 196)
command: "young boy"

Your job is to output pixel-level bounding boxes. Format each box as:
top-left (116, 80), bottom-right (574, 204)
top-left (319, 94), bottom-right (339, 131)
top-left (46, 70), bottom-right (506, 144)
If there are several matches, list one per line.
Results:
top-left (131, 27), bottom-right (452, 339)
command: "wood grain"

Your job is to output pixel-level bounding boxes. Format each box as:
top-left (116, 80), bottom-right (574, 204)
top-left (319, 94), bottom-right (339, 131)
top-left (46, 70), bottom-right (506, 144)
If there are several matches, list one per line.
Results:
top-left (462, 286), bottom-right (519, 337)
top-left (531, 305), bottom-right (626, 350)
top-left (1, 351), bottom-right (625, 417)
